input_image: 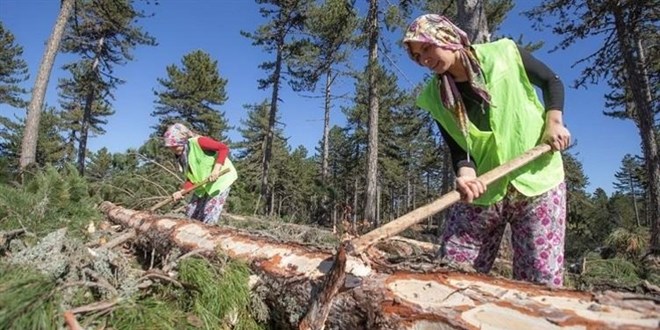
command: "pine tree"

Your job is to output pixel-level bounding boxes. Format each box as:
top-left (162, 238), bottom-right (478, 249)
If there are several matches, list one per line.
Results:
top-left (0, 106), bottom-right (67, 172)
top-left (0, 22), bottom-right (29, 108)
top-left (152, 50), bottom-right (230, 140)
top-left (86, 147), bottom-right (114, 182)
top-left (614, 154), bottom-right (646, 227)
top-left (59, 0), bottom-right (157, 175)
top-left (241, 0), bottom-right (312, 215)
top-left (57, 62), bottom-right (113, 164)
top-left (233, 100), bottom-right (289, 215)
top-left (526, 0), bottom-right (660, 254)
top-left (294, 0), bottom-right (358, 182)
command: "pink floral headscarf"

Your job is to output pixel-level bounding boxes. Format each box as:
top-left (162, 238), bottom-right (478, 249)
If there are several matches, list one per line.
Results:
top-left (403, 14), bottom-right (491, 137)
top-left (163, 123), bottom-right (195, 147)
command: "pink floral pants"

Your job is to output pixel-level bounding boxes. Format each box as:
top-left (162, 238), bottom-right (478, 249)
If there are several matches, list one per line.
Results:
top-left (439, 182), bottom-right (566, 287)
top-left (186, 188), bottom-right (230, 225)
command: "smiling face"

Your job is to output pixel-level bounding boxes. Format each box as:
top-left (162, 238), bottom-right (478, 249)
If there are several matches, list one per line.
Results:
top-left (407, 40), bottom-right (458, 75)
top-left (169, 145), bottom-right (184, 156)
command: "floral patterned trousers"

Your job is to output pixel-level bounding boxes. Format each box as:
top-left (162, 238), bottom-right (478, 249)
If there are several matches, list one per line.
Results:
top-left (186, 188), bottom-right (231, 225)
top-left (439, 182), bottom-right (566, 287)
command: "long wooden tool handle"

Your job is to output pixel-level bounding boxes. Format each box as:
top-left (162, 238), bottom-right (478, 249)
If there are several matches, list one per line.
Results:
top-left (148, 167), bottom-right (232, 212)
top-left (349, 144), bottom-right (552, 254)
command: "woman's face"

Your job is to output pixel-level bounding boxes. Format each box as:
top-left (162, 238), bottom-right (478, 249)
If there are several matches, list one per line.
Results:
top-left (407, 41), bottom-right (457, 75)
top-left (169, 145), bottom-right (184, 155)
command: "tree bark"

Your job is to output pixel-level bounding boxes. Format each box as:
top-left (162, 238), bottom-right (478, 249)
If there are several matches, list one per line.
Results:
top-left (456, 0), bottom-right (490, 43)
top-left (99, 202), bottom-right (660, 330)
top-left (20, 0), bottom-right (75, 170)
top-left (261, 24), bottom-right (286, 216)
top-left (612, 4), bottom-right (660, 253)
top-left (77, 37), bottom-right (105, 176)
top-left (321, 71), bottom-right (333, 183)
top-left (364, 0), bottom-right (379, 228)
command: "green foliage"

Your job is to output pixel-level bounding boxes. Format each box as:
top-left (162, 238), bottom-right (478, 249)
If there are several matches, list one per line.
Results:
top-left (580, 255), bottom-right (643, 288)
top-left (177, 257), bottom-right (264, 330)
top-left (241, 0), bottom-right (313, 91)
top-left (110, 298), bottom-right (187, 330)
top-left (58, 0), bottom-right (157, 174)
top-left (0, 22), bottom-right (29, 108)
top-left (0, 266), bottom-right (61, 330)
top-left (232, 100), bottom-right (289, 216)
top-left (605, 226), bottom-right (649, 258)
top-left (0, 107), bottom-right (69, 174)
top-left (0, 164), bottom-right (101, 236)
top-left (152, 50), bottom-right (231, 140)
top-left (289, 0), bottom-right (358, 92)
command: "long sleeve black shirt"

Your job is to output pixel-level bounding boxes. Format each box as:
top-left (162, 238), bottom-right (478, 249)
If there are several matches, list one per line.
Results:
top-left (439, 45), bottom-right (565, 172)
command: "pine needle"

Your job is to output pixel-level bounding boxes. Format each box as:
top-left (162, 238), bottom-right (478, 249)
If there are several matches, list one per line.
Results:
top-left (0, 266), bottom-right (61, 330)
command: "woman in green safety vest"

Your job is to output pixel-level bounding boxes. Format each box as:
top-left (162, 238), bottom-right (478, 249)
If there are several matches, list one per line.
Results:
top-left (163, 123), bottom-right (238, 225)
top-left (403, 14), bottom-right (571, 287)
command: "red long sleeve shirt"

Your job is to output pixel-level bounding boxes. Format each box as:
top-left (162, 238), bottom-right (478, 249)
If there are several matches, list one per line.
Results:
top-left (182, 137), bottom-right (229, 190)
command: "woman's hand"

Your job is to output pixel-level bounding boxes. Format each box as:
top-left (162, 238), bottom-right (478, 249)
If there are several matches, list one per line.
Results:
top-left (456, 167), bottom-right (486, 203)
top-left (543, 110), bottom-right (571, 151)
top-left (208, 163), bottom-right (223, 182)
top-left (172, 190), bottom-right (185, 201)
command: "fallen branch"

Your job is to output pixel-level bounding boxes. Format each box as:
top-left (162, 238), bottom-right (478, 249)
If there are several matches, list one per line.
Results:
top-left (69, 299), bottom-right (120, 315)
top-left (83, 269), bottom-right (118, 297)
top-left (99, 228), bottom-right (136, 250)
top-left (63, 311), bottom-right (83, 330)
top-left (298, 244), bottom-right (347, 330)
top-left (138, 270), bottom-right (184, 288)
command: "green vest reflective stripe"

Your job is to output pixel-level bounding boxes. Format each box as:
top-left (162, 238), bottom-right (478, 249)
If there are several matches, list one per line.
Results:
top-left (186, 137), bottom-right (238, 196)
top-left (416, 38), bottom-right (564, 205)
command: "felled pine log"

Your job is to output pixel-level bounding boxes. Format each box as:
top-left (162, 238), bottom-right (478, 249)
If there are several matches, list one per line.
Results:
top-left (99, 201), bottom-right (660, 330)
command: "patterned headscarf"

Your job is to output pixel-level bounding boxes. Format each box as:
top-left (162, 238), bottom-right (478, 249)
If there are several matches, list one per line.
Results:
top-left (403, 14), bottom-right (491, 137)
top-left (163, 123), bottom-right (195, 147)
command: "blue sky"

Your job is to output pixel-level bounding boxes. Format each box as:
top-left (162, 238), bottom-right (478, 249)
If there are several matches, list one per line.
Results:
top-left (0, 0), bottom-right (642, 194)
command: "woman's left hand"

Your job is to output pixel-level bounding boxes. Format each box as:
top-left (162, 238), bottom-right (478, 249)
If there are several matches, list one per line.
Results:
top-left (543, 110), bottom-right (571, 151)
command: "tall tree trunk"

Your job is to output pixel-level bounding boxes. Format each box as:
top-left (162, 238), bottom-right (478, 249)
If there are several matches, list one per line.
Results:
top-left (353, 178), bottom-right (358, 227)
top-left (364, 0), bottom-right (379, 228)
top-left (77, 37), bottom-right (105, 176)
top-left (321, 71), bottom-right (334, 183)
top-left (20, 0), bottom-right (75, 170)
top-left (262, 34), bottom-right (285, 216)
top-left (439, 143), bottom-right (453, 237)
top-left (456, 0), bottom-right (490, 43)
top-left (612, 5), bottom-right (660, 253)
top-left (630, 172), bottom-right (641, 227)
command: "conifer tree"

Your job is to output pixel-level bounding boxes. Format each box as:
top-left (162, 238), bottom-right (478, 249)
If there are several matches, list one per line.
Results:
top-left (59, 0), bottom-right (157, 175)
top-left (525, 0), bottom-right (660, 253)
top-left (0, 22), bottom-right (29, 108)
top-left (614, 154), bottom-right (646, 227)
top-left (233, 100), bottom-right (289, 215)
top-left (0, 106), bottom-right (67, 171)
top-left (152, 50), bottom-right (230, 139)
top-left (293, 0), bottom-right (358, 182)
top-left (242, 0), bottom-right (312, 215)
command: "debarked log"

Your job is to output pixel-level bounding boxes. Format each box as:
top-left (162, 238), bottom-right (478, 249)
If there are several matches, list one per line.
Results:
top-left (99, 201), bottom-right (660, 330)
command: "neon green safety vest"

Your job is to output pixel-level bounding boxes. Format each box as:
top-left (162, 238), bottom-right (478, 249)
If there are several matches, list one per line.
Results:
top-left (185, 137), bottom-right (238, 197)
top-left (416, 38), bottom-right (564, 205)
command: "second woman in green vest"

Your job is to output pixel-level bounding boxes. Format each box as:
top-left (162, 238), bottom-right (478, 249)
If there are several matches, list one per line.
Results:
top-left (403, 14), bottom-right (571, 287)
top-left (164, 123), bottom-right (238, 225)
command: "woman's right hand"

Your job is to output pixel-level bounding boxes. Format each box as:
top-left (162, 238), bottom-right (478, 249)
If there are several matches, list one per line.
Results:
top-left (172, 190), bottom-right (185, 201)
top-left (456, 167), bottom-right (486, 203)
